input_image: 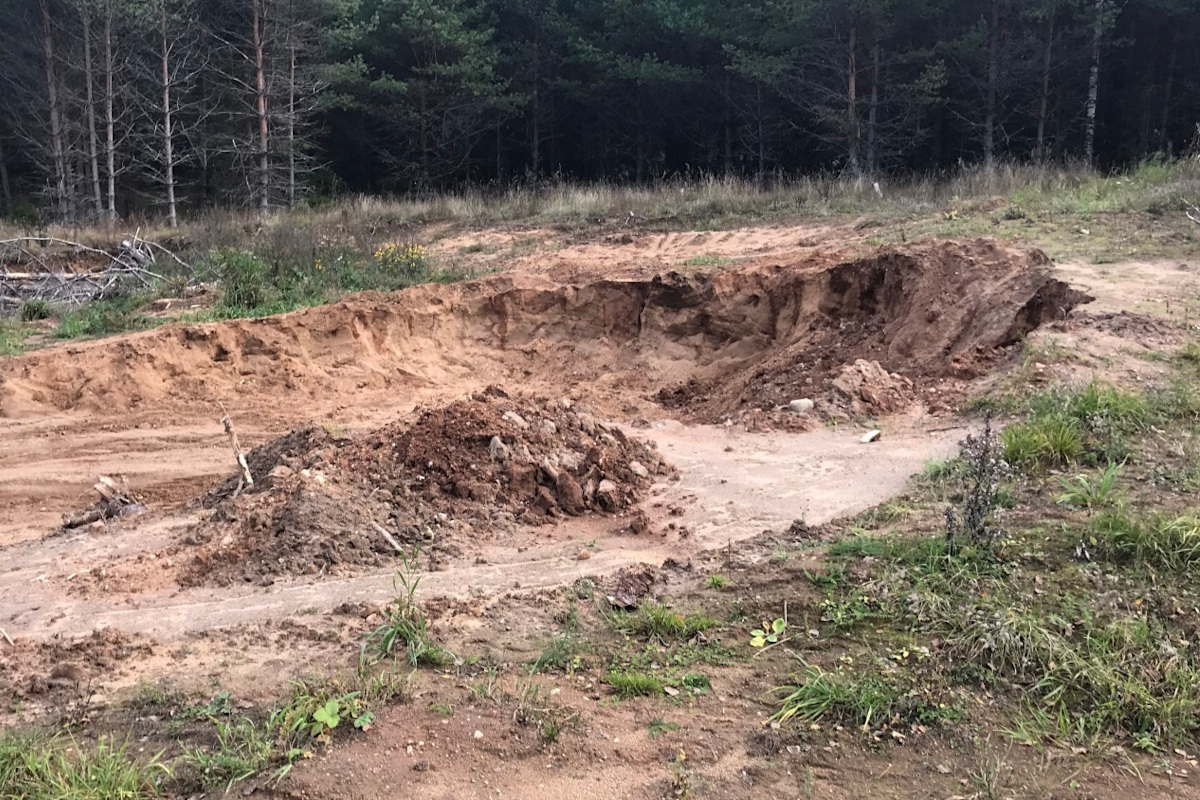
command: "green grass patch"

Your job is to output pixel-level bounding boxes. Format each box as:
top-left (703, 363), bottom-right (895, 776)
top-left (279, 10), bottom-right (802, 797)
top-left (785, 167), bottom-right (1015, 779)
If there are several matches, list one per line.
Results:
top-left (54, 295), bottom-right (155, 340)
top-left (0, 732), bottom-right (170, 799)
top-left (682, 254), bottom-right (734, 267)
top-left (607, 602), bottom-right (718, 643)
top-left (0, 319), bottom-right (31, 355)
top-left (605, 669), bottom-right (664, 698)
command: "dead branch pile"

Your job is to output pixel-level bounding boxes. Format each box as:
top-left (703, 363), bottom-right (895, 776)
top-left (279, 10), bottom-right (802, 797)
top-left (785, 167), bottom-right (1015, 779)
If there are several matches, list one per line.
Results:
top-left (0, 233), bottom-right (189, 313)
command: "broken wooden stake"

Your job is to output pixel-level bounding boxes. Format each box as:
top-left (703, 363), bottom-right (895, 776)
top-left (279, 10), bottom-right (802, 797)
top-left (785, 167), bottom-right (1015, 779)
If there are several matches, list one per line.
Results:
top-left (220, 402), bottom-right (254, 487)
top-left (370, 521), bottom-right (405, 554)
top-left (0, 628), bottom-right (12, 647)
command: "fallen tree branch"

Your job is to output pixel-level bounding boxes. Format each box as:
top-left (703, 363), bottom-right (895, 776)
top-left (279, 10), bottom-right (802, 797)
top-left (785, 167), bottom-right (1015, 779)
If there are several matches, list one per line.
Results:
top-left (220, 402), bottom-right (254, 488)
top-left (370, 521), bottom-right (406, 554)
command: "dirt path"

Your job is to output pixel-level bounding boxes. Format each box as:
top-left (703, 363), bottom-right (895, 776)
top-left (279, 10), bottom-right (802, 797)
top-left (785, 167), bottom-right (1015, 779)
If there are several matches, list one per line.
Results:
top-left (0, 416), bottom-right (965, 640)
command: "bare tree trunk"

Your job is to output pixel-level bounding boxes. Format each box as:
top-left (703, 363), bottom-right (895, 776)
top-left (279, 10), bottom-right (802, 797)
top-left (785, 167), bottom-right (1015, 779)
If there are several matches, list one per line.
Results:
top-left (530, 23), bottom-right (540, 175)
top-left (1159, 25), bottom-right (1177, 153)
top-left (1035, 6), bottom-right (1054, 163)
top-left (287, 40), bottom-right (296, 208)
top-left (846, 21), bottom-right (860, 176)
top-left (756, 83), bottom-right (764, 185)
top-left (983, 0), bottom-right (999, 169)
top-left (0, 134), bottom-right (11, 216)
top-left (160, 3), bottom-right (178, 227)
top-left (81, 5), bottom-right (104, 219)
top-left (253, 0), bottom-right (270, 217)
top-left (1084, 0), bottom-right (1103, 166)
top-left (41, 0), bottom-right (68, 220)
top-left (723, 72), bottom-right (732, 177)
top-left (103, 2), bottom-right (117, 221)
top-left (865, 39), bottom-right (879, 176)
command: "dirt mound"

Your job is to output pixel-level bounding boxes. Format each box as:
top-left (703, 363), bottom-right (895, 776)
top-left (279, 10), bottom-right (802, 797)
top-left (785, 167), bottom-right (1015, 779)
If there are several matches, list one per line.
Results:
top-left (827, 359), bottom-right (916, 417)
top-left (180, 391), bottom-right (668, 586)
top-left (654, 240), bottom-right (1090, 420)
top-left (0, 239), bottom-right (1088, 424)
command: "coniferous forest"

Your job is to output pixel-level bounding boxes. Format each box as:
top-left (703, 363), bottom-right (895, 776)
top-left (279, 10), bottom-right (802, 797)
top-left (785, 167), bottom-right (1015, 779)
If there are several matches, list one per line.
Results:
top-left (0, 0), bottom-right (1198, 222)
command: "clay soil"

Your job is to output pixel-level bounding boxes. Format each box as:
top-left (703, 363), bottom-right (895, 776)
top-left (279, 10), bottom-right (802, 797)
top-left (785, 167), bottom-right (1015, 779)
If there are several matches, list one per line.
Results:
top-left (2, 231), bottom-right (1197, 799)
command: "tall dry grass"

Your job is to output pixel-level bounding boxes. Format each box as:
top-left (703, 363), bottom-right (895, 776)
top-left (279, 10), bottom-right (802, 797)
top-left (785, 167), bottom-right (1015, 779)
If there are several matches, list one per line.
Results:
top-left (4, 157), bottom-right (1200, 257)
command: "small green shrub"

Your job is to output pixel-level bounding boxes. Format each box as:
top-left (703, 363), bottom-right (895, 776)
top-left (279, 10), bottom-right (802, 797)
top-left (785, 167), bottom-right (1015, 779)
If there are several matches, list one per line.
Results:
top-left (210, 249), bottom-right (274, 310)
top-left (17, 298), bottom-right (52, 321)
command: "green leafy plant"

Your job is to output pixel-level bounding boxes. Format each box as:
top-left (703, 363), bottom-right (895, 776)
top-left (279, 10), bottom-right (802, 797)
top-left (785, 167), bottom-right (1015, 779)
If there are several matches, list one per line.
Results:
top-left (750, 617), bottom-right (787, 648)
top-left (648, 717), bottom-right (680, 740)
top-left (17, 298), bottom-right (52, 322)
top-left (366, 545), bottom-right (452, 666)
top-left (1056, 462), bottom-right (1122, 511)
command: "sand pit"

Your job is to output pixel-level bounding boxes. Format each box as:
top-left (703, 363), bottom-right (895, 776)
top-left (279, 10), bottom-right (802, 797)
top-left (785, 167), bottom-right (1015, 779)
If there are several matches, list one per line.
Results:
top-left (0, 239), bottom-right (1086, 426)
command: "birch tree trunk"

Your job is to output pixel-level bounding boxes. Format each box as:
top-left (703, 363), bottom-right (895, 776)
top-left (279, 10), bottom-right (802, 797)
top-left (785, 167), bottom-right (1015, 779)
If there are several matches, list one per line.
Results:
top-left (253, 0), bottom-right (271, 218)
top-left (287, 40), bottom-right (296, 208)
top-left (41, 0), bottom-right (68, 220)
top-left (1084, 0), bottom-right (1103, 165)
top-left (846, 22), bottom-right (860, 176)
top-left (0, 134), bottom-right (11, 216)
top-left (81, 4), bottom-right (105, 219)
top-left (865, 39), bottom-right (879, 176)
top-left (1159, 26), bottom-right (1177, 152)
top-left (1035, 7), bottom-right (1054, 163)
top-left (983, 0), bottom-right (999, 169)
top-left (159, 3), bottom-right (178, 227)
top-left (103, 2), bottom-right (117, 221)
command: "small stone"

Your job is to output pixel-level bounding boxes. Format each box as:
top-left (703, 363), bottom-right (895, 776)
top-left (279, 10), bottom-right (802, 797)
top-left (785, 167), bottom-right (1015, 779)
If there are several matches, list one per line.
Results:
top-left (473, 730), bottom-right (484, 740)
top-left (786, 745), bottom-right (801, 755)
top-left (90, 520), bottom-right (106, 531)
top-left (788, 398), bottom-right (814, 414)
top-left (861, 429), bottom-right (881, 443)
top-left (595, 479), bottom-right (620, 511)
top-left (556, 473), bottom-right (585, 515)
top-left (936, 764), bottom-right (951, 774)
top-left (577, 549), bottom-right (591, 560)
top-left (628, 461), bottom-right (650, 479)
top-left (267, 464), bottom-right (294, 481)
top-left (541, 419), bottom-right (558, 435)
top-left (502, 411), bottom-right (530, 429)
top-left (663, 686), bottom-right (679, 697)
top-left (488, 436), bottom-right (510, 461)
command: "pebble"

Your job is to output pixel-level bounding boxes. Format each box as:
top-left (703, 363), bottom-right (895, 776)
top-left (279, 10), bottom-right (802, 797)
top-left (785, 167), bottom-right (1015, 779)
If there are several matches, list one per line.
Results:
top-left (577, 549), bottom-right (591, 560)
top-left (502, 411), bottom-right (530, 429)
top-left (788, 398), bottom-right (814, 413)
top-left (860, 429), bottom-right (881, 443)
top-left (628, 461), bottom-right (650, 478)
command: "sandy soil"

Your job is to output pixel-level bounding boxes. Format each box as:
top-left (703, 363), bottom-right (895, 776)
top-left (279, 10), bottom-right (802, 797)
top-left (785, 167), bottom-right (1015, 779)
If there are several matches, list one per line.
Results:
top-left (2, 226), bottom-right (1198, 798)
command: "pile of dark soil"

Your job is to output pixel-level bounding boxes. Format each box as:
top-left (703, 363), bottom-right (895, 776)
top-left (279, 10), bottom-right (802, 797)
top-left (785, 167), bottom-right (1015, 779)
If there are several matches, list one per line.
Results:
top-left (180, 389), bottom-right (668, 587)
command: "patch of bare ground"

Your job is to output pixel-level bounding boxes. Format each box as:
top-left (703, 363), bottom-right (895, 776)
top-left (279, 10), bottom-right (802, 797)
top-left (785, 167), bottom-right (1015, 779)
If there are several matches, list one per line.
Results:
top-left (8, 228), bottom-right (1200, 800)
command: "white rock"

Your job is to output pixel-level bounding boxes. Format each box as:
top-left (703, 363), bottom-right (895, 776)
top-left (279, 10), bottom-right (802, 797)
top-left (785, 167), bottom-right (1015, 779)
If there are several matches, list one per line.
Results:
top-left (860, 429), bottom-right (881, 443)
top-left (788, 398), bottom-right (814, 414)
top-left (488, 436), bottom-right (510, 461)
top-left (502, 410), bottom-right (530, 429)
top-left (628, 461), bottom-right (650, 479)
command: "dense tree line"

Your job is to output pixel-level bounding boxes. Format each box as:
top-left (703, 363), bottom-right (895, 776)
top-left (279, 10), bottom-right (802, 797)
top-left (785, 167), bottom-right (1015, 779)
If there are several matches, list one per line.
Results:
top-left (1, 0), bottom-right (1198, 222)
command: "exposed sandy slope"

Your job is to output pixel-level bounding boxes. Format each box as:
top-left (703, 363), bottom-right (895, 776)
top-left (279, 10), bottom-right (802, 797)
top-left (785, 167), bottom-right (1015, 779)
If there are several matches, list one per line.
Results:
top-left (2, 224), bottom-right (1198, 799)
